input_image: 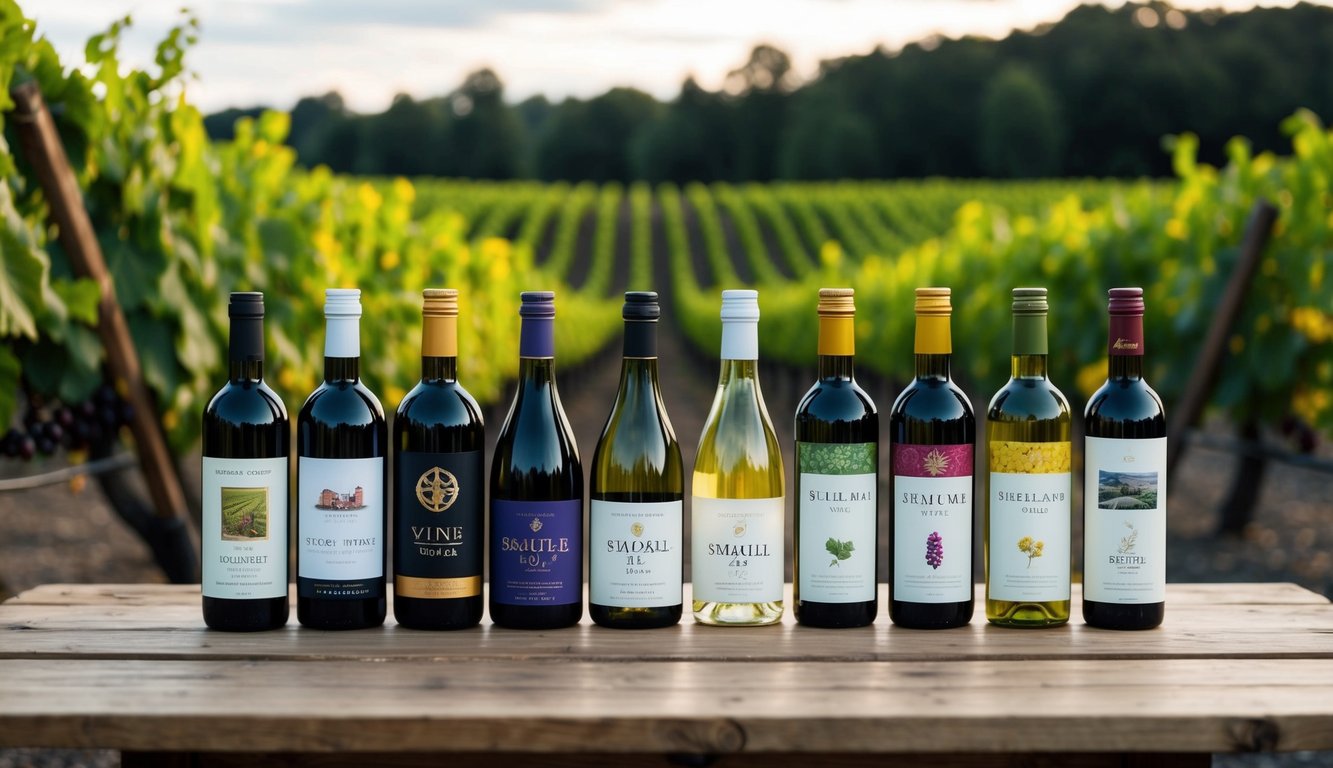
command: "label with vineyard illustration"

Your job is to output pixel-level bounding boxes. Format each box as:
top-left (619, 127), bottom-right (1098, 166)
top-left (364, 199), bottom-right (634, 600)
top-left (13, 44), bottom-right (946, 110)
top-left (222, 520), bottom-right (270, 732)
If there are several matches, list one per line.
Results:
top-left (202, 456), bottom-right (288, 599)
top-left (988, 440), bottom-right (1071, 603)
top-left (797, 442), bottom-right (876, 604)
top-left (892, 443), bottom-right (972, 604)
top-left (1083, 436), bottom-right (1167, 604)
top-left (692, 496), bottom-right (785, 605)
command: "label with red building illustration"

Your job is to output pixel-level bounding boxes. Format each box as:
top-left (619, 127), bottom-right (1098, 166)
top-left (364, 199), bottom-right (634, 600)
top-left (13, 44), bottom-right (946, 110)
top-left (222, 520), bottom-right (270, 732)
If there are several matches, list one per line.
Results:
top-left (298, 456), bottom-right (385, 599)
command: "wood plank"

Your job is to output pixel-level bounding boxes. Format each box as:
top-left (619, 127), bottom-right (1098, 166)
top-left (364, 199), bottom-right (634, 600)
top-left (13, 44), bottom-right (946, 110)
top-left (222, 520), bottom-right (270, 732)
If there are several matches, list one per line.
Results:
top-left (2, 584), bottom-right (1330, 664)
top-left (1, 658), bottom-right (1331, 753)
top-left (8, 581), bottom-right (1327, 607)
top-left (122, 752), bottom-right (1209, 768)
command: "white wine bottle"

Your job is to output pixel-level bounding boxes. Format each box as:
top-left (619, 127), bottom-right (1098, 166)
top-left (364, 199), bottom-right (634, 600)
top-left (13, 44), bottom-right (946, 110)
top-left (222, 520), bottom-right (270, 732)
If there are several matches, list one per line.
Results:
top-left (985, 287), bottom-right (1072, 627)
top-left (691, 289), bottom-right (785, 626)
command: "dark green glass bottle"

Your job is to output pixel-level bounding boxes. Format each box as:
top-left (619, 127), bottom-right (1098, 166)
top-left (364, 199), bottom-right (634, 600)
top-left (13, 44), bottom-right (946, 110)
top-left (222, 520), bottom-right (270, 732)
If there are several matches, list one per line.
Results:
top-left (489, 291), bottom-right (583, 630)
top-left (794, 288), bottom-right (878, 628)
top-left (889, 287), bottom-right (975, 629)
top-left (393, 289), bottom-right (485, 630)
top-left (590, 292), bottom-right (684, 629)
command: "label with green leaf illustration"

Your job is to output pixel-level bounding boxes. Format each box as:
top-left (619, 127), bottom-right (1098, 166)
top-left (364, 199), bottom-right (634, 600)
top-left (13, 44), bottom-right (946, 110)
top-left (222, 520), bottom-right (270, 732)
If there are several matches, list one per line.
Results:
top-left (1083, 436), bottom-right (1166, 604)
top-left (988, 441), bottom-right (1071, 603)
top-left (797, 442), bottom-right (876, 604)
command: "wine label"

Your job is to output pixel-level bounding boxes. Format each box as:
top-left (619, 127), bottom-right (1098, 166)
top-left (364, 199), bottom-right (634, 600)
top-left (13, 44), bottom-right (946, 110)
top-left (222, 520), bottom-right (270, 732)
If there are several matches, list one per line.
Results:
top-left (1083, 436), bottom-right (1167, 604)
top-left (892, 443), bottom-right (972, 604)
top-left (987, 441), bottom-right (1071, 603)
top-left (297, 456), bottom-right (385, 600)
top-left (797, 442), bottom-right (876, 604)
top-left (590, 499), bottom-right (683, 607)
top-left (691, 496), bottom-right (784, 604)
top-left (202, 456), bottom-right (288, 600)
top-left (394, 450), bottom-right (483, 600)
top-left (491, 499), bottom-right (582, 606)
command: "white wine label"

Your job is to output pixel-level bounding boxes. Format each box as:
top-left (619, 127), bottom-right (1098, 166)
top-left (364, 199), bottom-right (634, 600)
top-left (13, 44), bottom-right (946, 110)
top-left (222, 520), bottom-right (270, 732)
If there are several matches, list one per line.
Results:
top-left (691, 496), bottom-right (784, 604)
top-left (798, 442), bottom-right (876, 604)
top-left (988, 440), bottom-right (1071, 603)
top-left (590, 499), bottom-right (683, 608)
top-left (202, 456), bottom-right (288, 599)
top-left (892, 444), bottom-right (972, 604)
top-left (1083, 436), bottom-right (1167, 604)
top-left (297, 457), bottom-right (384, 590)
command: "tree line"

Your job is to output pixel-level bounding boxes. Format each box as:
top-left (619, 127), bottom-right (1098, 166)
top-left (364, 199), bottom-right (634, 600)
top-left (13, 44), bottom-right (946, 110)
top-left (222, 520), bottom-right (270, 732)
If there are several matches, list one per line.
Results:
top-left (204, 2), bottom-right (1333, 180)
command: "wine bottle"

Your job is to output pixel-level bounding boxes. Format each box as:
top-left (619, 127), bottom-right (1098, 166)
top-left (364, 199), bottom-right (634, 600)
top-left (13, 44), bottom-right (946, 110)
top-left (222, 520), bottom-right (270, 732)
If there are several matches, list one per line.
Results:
top-left (392, 289), bottom-right (485, 630)
top-left (590, 292), bottom-right (684, 629)
top-left (296, 288), bottom-right (388, 630)
top-left (692, 289), bottom-right (785, 626)
top-left (889, 287), bottom-right (976, 629)
top-left (1083, 287), bottom-right (1167, 630)
top-left (489, 291), bottom-right (583, 630)
top-left (985, 287), bottom-right (1072, 627)
top-left (201, 292), bottom-right (290, 632)
top-left (793, 288), bottom-right (878, 628)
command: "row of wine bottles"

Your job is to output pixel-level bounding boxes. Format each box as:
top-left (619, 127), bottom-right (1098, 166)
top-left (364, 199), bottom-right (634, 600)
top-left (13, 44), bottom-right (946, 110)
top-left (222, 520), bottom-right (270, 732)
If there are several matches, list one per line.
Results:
top-left (201, 285), bottom-right (1165, 633)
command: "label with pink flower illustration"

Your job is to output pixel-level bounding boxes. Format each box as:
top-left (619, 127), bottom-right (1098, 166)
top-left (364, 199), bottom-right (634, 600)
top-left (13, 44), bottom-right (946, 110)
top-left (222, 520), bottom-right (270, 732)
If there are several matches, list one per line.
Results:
top-left (892, 443), bottom-right (973, 604)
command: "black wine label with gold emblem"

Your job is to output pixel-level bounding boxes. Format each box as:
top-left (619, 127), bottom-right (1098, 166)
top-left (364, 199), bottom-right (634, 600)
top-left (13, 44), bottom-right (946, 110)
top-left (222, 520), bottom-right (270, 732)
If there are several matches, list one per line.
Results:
top-left (394, 450), bottom-right (482, 597)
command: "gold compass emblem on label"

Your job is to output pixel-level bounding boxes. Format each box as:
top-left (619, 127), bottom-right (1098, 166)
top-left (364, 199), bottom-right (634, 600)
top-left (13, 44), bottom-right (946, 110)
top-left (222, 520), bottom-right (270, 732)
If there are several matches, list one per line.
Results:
top-left (415, 467), bottom-right (459, 513)
top-left (631, 522), bottom-right (645, 538)
top-left (529, 517), bottom-right (543, 533)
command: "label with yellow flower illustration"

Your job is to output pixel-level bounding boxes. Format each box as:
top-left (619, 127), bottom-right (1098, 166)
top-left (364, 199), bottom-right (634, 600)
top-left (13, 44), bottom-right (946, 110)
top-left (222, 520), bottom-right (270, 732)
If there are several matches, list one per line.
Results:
top-left (988, 440), bottom-right (1071, 602)
top-left (892, 444), bottom-right (972, 604)
top-left (1083, 436), bottom-right (1166, 604)
top-left (691, 496), bottom-right (784, 605)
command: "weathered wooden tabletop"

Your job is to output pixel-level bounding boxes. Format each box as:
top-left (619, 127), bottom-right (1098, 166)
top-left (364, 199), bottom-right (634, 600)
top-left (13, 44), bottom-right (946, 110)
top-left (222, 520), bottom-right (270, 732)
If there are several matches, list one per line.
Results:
top-left (1, 583), bottom-right (1330, 767)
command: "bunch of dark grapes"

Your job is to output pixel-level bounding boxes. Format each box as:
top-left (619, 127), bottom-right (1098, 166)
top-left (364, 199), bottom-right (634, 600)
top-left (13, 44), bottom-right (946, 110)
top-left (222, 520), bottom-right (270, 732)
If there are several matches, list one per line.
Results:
top-left (925, 531), bottom-right (944, 570)
top-left (1, 384), bottom-right (133, 461)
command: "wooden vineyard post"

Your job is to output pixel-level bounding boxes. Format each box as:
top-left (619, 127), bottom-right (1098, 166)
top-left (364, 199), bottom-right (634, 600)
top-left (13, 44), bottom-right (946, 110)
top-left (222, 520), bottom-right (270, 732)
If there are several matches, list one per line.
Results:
top-left (9, 82), bottom-right (197, 582)
top-left (1165, 198), bottom-right (1278, 533)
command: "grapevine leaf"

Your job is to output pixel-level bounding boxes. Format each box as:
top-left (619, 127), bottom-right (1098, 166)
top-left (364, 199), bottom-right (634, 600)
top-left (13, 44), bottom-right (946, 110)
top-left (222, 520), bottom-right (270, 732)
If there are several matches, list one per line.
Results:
top-left (103, 236), bottom-right (166, 311)
top-left (825, 537), bottom-right (854, 562)
top-left (0, 214), bottom-right (45, 340)
top-left (128, 312), bottom-right (179, 403)
top-left (51, 277), bottom-right (100, 326)
top-left (0, 343), bottom-right (18, 428)
top-left (57, 324), bottom-right (102, 404)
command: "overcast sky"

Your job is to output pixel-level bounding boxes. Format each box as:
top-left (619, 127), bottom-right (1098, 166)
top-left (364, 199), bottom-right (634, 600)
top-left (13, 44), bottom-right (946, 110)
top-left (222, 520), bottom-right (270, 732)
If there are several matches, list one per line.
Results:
top-left (33, 0), bottom-right (1322, 113)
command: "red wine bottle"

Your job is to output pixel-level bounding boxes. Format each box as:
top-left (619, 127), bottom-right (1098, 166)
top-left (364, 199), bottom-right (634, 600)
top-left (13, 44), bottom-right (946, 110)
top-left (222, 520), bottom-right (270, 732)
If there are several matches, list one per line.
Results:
top-left (1083, 287), bottom-right (1166, 630)
top-left (889, 288), bottom-right (975, 629)
top-left (794, 288), bottom-right (878, 628)
top-left (202, 292), bottom-right (290, 632)
top-left (296, 288), bottom-right (388, 630)
top-left (489, 291), bottom-right (583, 630)
top-left (392, 289), bottom-right (485, 630)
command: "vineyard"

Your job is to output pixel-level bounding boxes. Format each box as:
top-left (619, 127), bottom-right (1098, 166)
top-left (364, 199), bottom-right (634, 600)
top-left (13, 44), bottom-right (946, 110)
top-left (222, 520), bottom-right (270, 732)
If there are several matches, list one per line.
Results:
top-left (2, 6), bottom-right (1333, 472)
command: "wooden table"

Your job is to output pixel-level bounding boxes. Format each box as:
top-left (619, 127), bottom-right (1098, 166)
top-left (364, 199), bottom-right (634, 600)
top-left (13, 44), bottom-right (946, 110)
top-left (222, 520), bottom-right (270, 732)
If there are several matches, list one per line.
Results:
top-left (1, 583), bottom-right (1331, 767)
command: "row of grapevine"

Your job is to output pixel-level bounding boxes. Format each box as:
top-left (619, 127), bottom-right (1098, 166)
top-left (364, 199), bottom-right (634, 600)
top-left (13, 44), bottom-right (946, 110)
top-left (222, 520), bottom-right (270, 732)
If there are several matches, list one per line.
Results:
top-left (0, 10), bottom-right (621, 452)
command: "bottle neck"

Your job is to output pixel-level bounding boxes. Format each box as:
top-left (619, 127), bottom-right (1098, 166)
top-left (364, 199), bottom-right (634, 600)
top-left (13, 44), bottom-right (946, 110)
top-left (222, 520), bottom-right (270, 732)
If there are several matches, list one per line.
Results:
top-left (1108, 314), bottom-right (1145, 380)
top-left (721, 320), bottom-right (758, 361)
top-left (1011, 313), bottom-right (1048, 379)
top-left (816, 314), bottom-right (853, 379)
top-left (914, 313), bottom-right (952, 380)
top-left (325, 315), bottom-right (360, 358)
top-left (519, 357), bottom-right (556, 386)
top-left (1011, 354), bottom-right (1049, 379)
top-left (228, 316), bottom-right (264, 382)
top-left (422, 313), bottom-right (458, 383)
top-left (624, 320), bottom-right (657, 359)
top-left (915, 354), bottom-right (951, 380)
top-left (718, 358), bottom-right (758, 388)
top-left (520, 316), bottom-right (555, 359)
top-left (325, 356), bottom-right (360, 382)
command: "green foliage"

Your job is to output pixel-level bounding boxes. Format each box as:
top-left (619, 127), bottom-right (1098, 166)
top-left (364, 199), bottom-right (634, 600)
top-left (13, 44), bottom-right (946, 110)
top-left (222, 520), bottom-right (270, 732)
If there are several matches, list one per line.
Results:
top-left (825, 538), bottom-right (854, 567)
top-left (0, 10), bottom-right (618, 448)
top-left (980, 65), bottom-right (1064, 178)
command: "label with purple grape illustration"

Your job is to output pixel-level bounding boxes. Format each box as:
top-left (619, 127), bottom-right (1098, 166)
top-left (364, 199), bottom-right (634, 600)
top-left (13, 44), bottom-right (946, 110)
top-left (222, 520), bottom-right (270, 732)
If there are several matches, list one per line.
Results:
top-left (797, 442), bottom-right (876, 604)
top-left (1083, 436), bottom-right (1166, 604)
top-left (893, 443), bottom-right (972, 604)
